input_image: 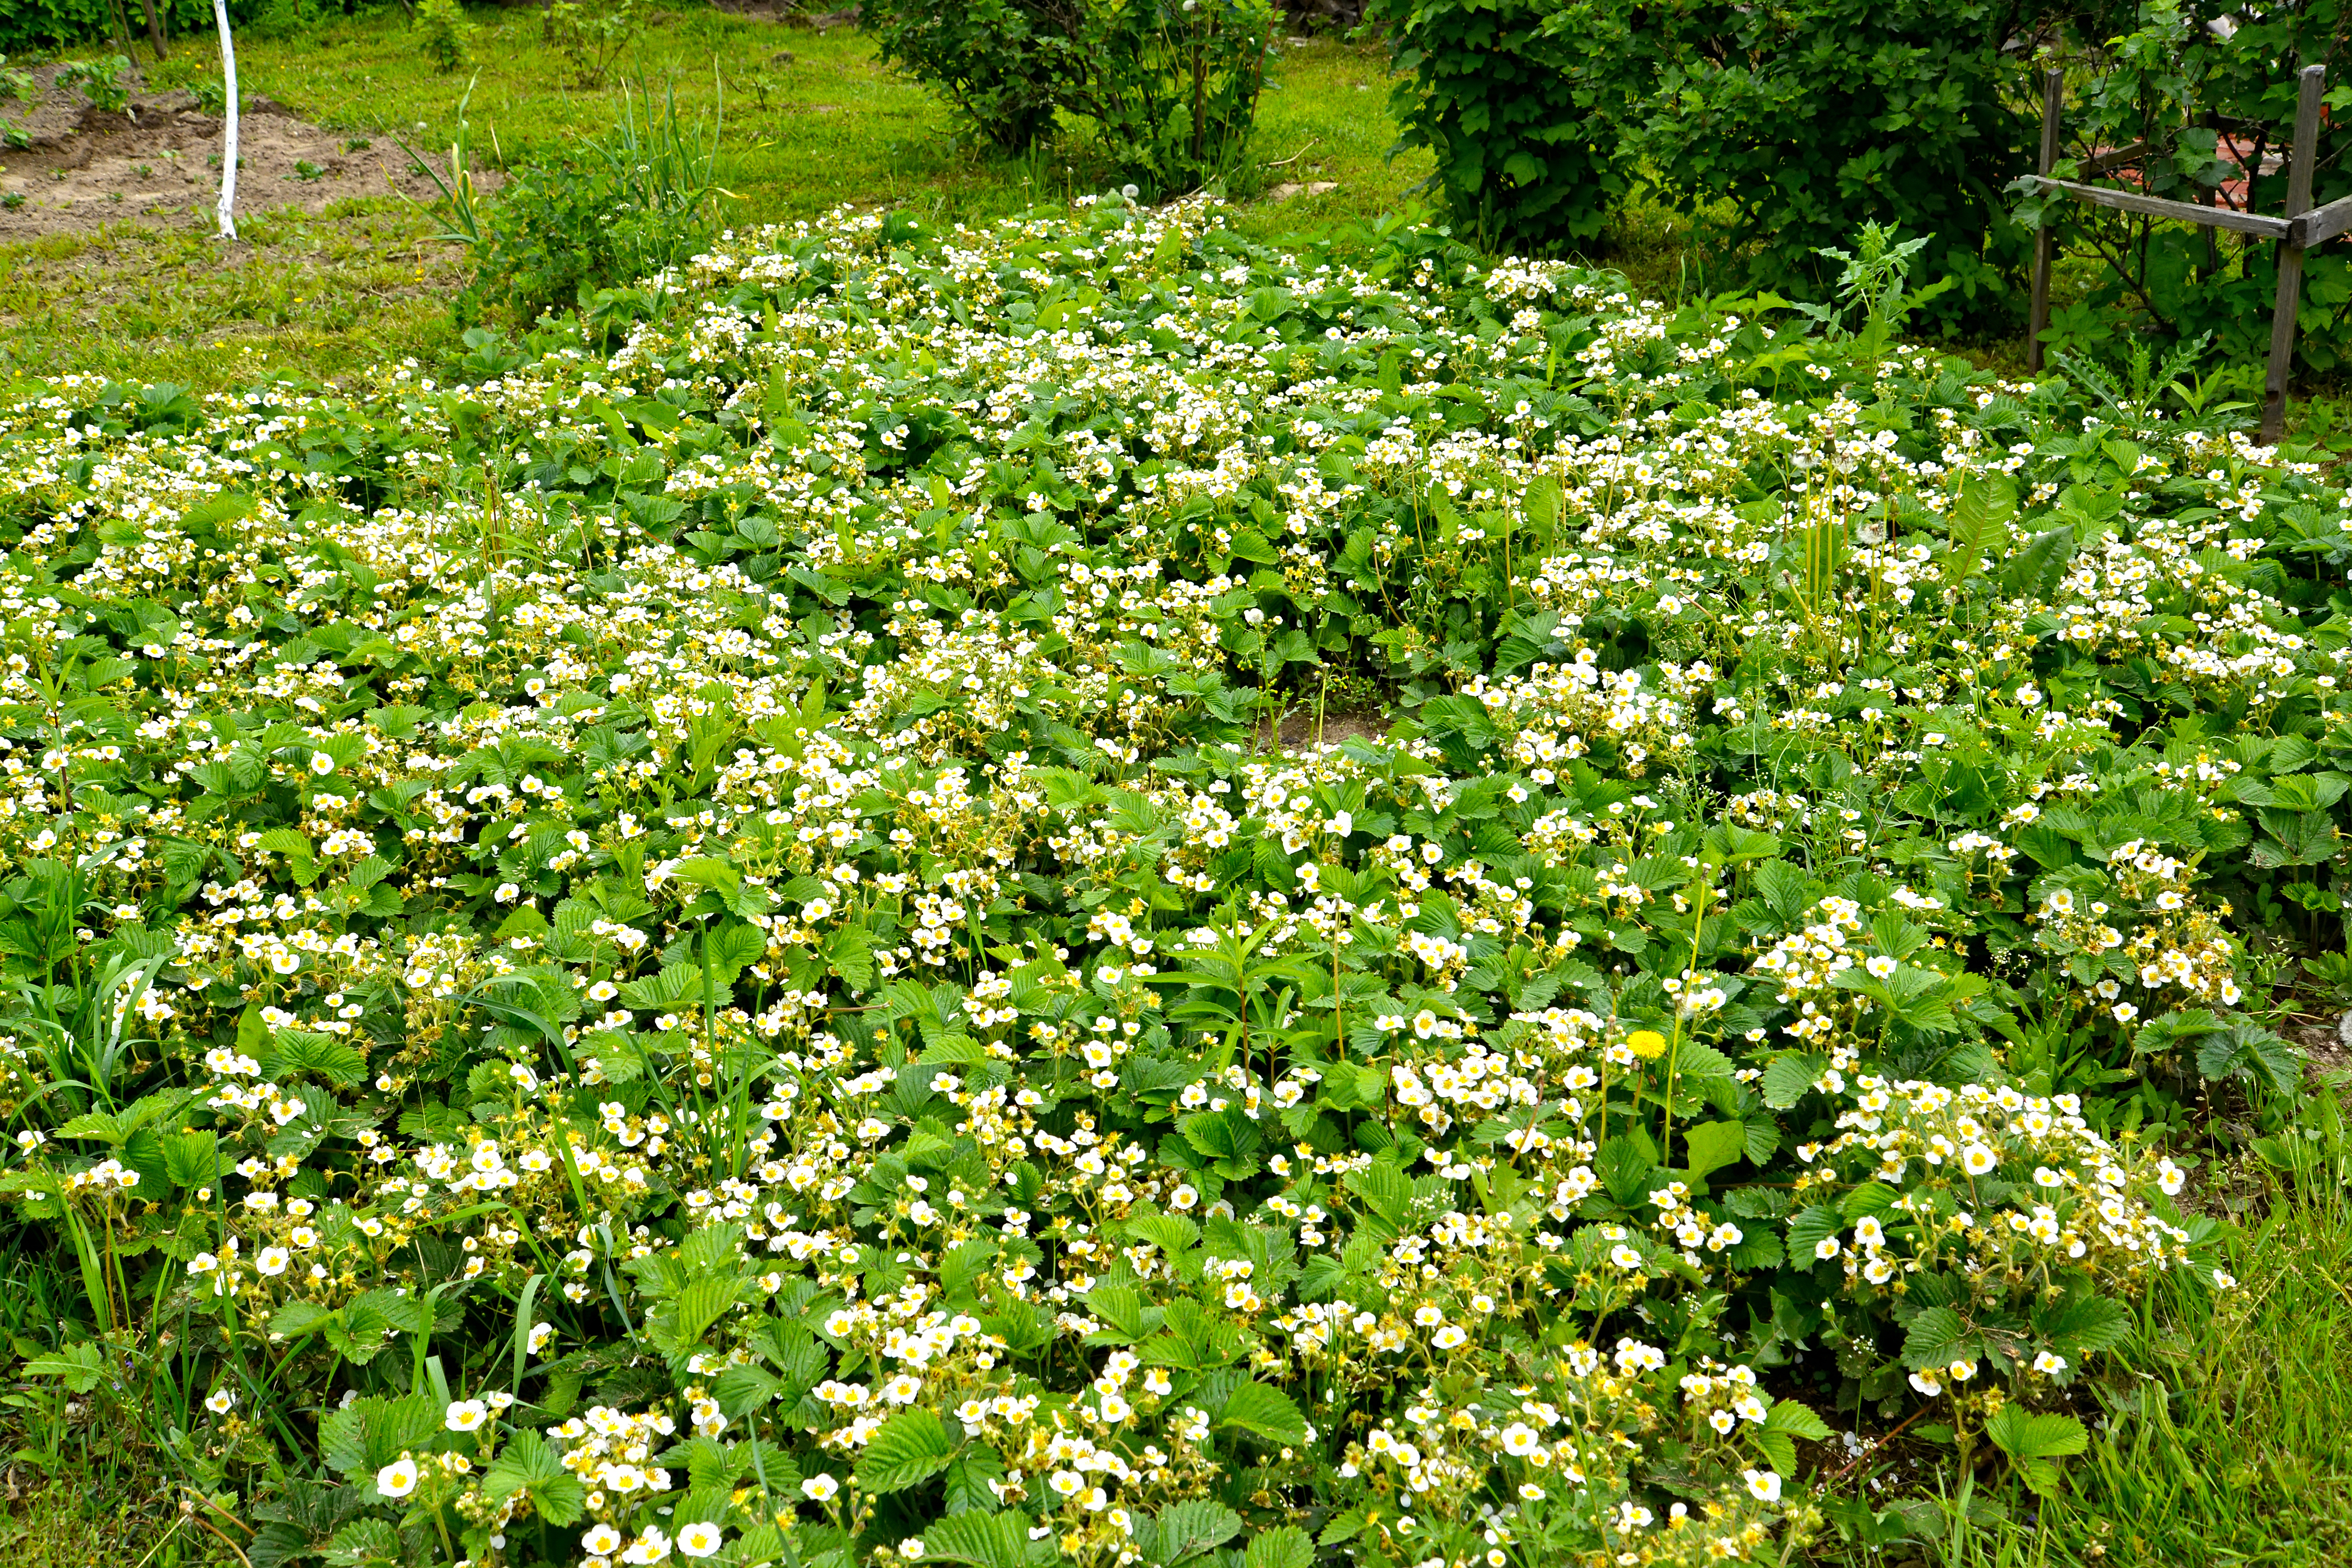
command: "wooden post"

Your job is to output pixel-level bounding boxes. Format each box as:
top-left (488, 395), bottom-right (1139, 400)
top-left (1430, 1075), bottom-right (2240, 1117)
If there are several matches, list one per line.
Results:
top-left (2262, 63), bottom-right (2326, 444)
top-left (2029, 69), bottom-right (2062, 374)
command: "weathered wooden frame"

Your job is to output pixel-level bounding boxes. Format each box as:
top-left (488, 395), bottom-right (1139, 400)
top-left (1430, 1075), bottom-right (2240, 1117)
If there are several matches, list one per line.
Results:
top-left (2026, 62), bottom-right (2336, 444)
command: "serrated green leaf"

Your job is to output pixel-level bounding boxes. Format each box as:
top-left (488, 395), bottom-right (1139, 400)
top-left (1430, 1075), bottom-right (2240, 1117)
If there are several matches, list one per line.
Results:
top-left (913, 1510), bottom-right (1028, 1568)
top-left (23, 1341), bottom-right (106, 1392)
top-left (1155, 1499), bottom-right (1243, 1563)
top-left (1759, 1053), bottom-right (1822, 1110)
top-left (1680, 1118), bottom-right (1746, 1180)
top-left (1785, 1205), bottom-right (1841, 1264)
top-left (1900, 1307), bottom-right (1981, 1371)
top-left (482, 1427), bottom-right (587, 1525)
top-left (1244, 1526), bottom-right (1313, 1568)
top-left (1217, 1380), bottom-right (1307, 1448)
top-left (323, 1518), bottom-right (401, 1568)
top-left (1986, 1403), bottom-right (2087, 1497)
top-left (855, 1407), bottom-right (957, 1493)
top-left (1762, 1397), bottom-right (1833, 1440)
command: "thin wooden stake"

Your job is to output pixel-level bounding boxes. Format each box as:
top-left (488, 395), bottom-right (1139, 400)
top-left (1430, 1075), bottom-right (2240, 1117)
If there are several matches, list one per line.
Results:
top-left (2029, 68), bottom-right (2062, 375)
top-left (2262, 63), bottom-right (2326, 444)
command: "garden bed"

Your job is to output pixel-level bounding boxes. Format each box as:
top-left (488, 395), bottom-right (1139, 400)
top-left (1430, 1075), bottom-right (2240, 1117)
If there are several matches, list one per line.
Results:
top-left (0, 61), bottom-right (461, 240)
top-left (0, 195), bottom-right (2345, 1566)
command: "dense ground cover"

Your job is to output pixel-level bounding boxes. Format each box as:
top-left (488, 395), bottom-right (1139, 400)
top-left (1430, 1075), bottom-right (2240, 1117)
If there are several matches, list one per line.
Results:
top-left (5, 190), bottom-right (2352, 1566)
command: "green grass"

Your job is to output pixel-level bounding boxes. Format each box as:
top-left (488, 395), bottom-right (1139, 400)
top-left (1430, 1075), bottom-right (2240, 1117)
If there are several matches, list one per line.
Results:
top-left (0, 200), bottom-right (459, 389)
top-left (1, 11), bottom-right (1431, 391)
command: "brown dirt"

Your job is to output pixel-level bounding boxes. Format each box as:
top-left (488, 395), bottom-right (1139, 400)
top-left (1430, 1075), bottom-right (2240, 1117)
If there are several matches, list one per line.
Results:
top-left (707, 0), bottom-right (811, 18)
top-left (0, 63), bottom-right (471, 242)
top-left (785, 5), bottom-right (862, 29)
top-left (1260, 706), bottom-right (1392, 753)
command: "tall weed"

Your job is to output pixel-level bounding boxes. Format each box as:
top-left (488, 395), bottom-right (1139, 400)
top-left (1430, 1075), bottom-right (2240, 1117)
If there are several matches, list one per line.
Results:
top-left (410, 74), bottom-right (732, 329)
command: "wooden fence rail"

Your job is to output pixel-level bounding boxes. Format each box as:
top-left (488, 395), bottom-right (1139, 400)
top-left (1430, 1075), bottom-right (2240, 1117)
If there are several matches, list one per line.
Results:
top-left (2026, 61), bottom-right (2329, 444)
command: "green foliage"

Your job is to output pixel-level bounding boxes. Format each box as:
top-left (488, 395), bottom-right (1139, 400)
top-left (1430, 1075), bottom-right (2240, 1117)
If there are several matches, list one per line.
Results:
top-left (1358, 0), bottom-right (1627, 251)
top-left (1985, 1403), bottom-right (2089, 1496)
top-left (861, 0), bottom-right (1088, 153)
top-left (415, 0), bottom-right (473, 75)
top-left (248, 0), bottom-right (331, 43)
top-left (543, 0), bottom-right (647, 89)
top-left (0, 0), bottom-right (388, 53)
top-left (450, 77), bottom-right (728, 327)
top-left (1369, 0), bottom-right (2028, 320)
top-left (0, 57), bottom-right (41, 104)
top-left (863, 0), bottom-right (1278, 193)
top-left (1606, 0), bottom-right (2031, 318)
top-left (0, 198), bottom-right (2326, 1566)
top-left (57, 54), bottom-right (133, 115)
top-left (0, 0), bottom-right (249, 56)
top-left (1080, 0), bottom-right (1279, 195)
top-left (2009, 1), bottom-right (2352, 377)
top-left (1787, 223), bottom-right (1958, 372)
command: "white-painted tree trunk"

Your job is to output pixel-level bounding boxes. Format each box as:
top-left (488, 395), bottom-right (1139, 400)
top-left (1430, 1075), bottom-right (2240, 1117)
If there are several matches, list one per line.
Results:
top-left (213, 0), bottom-right (238, 239)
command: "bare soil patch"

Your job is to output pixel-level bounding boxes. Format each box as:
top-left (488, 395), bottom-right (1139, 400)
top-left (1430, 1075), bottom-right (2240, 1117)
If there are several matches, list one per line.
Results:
top-left (0, 63), bottom-right (466, 242)
top-left (706, 0), bottom-right (811, 18)
top-left (1261, 706), bottom-right (1391, 752)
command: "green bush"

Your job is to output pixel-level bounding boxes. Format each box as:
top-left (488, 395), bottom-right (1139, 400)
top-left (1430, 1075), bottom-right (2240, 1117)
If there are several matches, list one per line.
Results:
top-left (1368, 0), bottom-right (2352, 360)
top-left (862, 0), bottom-right (1090, 153)
top-left (416, 0), bottom-right (473, 75)
top-left (0, 55), bottom-right (41, 102)
top-left (1607, 0), bottom-right (2032, 321)
top-left (247, 0), bottom-right (326, 42)
top-left (1369, 0), bottom-right (2030, 322)
top-left (1358, 0), bottom-right (1628, 252)
top-left (56, 52), bottom-right (133, 114)
top-left (864, 0), bottom-right (1278, 194)
top-left (0, 0), bottom-right (377, 56)
top-left (543, 0), bottom-right (648, 89)
top-left (1081, 0), bottom-right (1279, 197)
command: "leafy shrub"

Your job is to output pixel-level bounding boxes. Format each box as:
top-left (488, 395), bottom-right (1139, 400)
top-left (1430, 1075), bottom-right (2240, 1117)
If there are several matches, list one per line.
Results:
top-left (543, 0), bottom-right (647, 89)
top-left (862, 0), bottom-right (1089, 153)
top-left (0, 201), bottom-right (2323, 1568)
top-left (1607, 0), bottom-right (2032, 319)
top-left (0, 0), bottom-right (214, 55)
top-left (248, 0), bottom-right (327, 42)
top-left (1080, 0), bottom-right (1279, 195)
top-left (0, 56), bottom-right (39, 104)
top-left (416, 0), bottom-right (473, 75)
top-left (1, 0), bottom-right (376, 56)
top-left (1371, 0), bottom-right (2033, 319)
top-left (864, 0), bottom-right (1278, 193)
top-left (1357, 0), bottom-right (1628, 251)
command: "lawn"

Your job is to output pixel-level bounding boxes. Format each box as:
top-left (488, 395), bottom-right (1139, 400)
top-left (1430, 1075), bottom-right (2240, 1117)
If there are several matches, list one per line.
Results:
top-left (1, 13), bottom-right (2350, 1568)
